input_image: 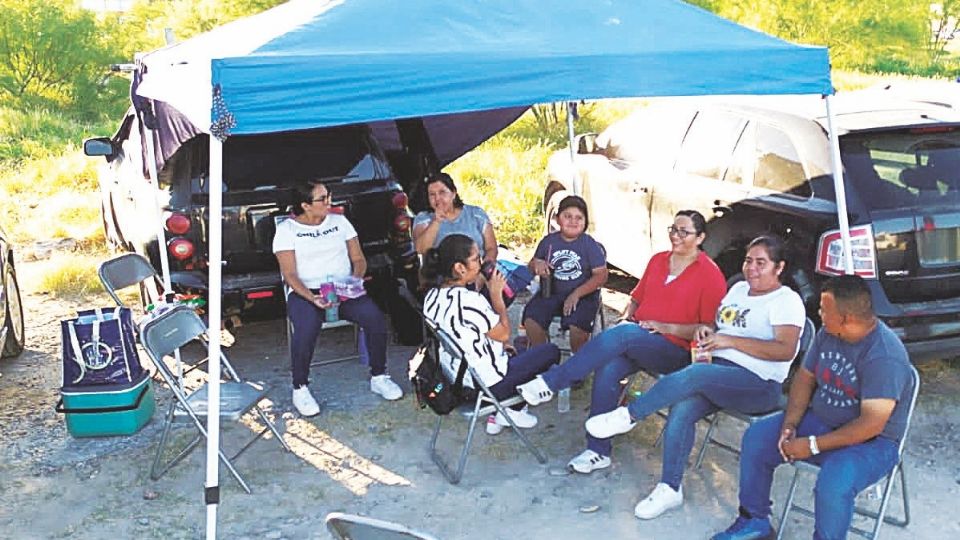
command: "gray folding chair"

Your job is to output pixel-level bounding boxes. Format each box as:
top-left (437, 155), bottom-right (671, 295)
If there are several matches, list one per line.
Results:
top-left (98, 252), bottom-right (161, 308)
top-left (325, 512), bottom-right (439, 540)
top-left (691, 317), bottom-right (816, 468)
top-left (776, 363), bottom-right (920, 540)
top-left (423, 317), bottom-right (547, 485)
top-left (281, 283), bottom-right (360, 367)
top-left (139, 304), bottom-right (291, 493)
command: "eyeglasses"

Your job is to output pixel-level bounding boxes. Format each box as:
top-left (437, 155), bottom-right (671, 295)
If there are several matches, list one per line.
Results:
top-left (667, 226), bottom-right (697, 239)
top-left (311, 194), bottom-right (331, 204)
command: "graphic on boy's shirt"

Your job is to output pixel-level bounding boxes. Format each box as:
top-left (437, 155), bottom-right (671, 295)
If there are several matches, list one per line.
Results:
top-left (551, 249), bottom-right (584, 281)
top-left (716, 305), bottom-right (750, 328)
top-left (815, 350), bottom-right (860, 408)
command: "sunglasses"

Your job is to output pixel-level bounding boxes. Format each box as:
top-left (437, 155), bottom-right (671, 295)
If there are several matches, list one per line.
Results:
top-left (311, 193), bottom-right (331, 204)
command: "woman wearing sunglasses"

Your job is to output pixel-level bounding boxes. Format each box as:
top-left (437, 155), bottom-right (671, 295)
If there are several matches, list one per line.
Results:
top-left (518, 210), bottom-right (727, 473)
top-left (274, 181), bottom-right (403, 418)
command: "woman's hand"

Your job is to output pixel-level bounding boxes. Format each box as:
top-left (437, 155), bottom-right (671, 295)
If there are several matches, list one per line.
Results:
top-left (699, 329), bottom-right (733, 351)
top-left (638, 320), bottom-right (665, 334)
top-left (487, 267), bottom-right (507, 298)
top-left (694, 325), bottom-right (714, 343)
top-left (433, 207), bottom-right (453, 223)
top-left (529, 258), bottom-right (552, 277)
top-left (562, 291), bottom-right (581, 316)
top-left (311, 294), bottom-right (332, 309)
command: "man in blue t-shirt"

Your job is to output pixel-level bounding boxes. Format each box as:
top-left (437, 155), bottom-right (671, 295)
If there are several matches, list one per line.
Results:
top-left (712, 275), bottom-right (915, 540)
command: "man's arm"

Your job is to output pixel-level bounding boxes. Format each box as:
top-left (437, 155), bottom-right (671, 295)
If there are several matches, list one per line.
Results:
top-left (777, 367), bottom-right (817, 461)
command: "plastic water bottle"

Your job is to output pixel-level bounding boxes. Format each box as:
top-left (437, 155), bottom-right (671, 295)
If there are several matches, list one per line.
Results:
top-left (320, 277), bottom-right (338, 323)
top-left (358, 327), bottom-right (369, 366)
top-left (557, 387), bottom-right (571, 413)
top-left (513, 326), bottom-right (530, 354)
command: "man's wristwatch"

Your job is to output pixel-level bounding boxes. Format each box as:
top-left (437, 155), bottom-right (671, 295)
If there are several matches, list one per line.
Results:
top-left (808, 435), bottom-right (820, 455)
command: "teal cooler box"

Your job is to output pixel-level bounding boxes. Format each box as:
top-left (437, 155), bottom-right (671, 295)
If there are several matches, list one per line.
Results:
top-left (56, 372), bottom-right (155, 438)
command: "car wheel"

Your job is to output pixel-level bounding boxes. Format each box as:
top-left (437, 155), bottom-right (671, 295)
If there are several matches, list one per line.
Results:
top-left (2, 262), bottom-right (25, 358)
top-left (543, 190), bottom-right (570, 235)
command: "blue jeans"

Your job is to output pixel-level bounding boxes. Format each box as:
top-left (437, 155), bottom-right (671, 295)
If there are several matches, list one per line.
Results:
top-left (489, 343), bottom-right (560, 407)
top-left (538, 323), bottom-right (690, 456)
top-left (739, 411), bottom-right (900, 540)
top-left (287, 292), bottom-right (389, 387)
top-left (624, 359), bottom-right (782, 489)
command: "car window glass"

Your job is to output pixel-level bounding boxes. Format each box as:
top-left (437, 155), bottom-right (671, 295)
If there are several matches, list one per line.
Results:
top-left (843, 130), bottom-right (960, 210)
top-left (725, 122), bottom-right (755, 185)
top-left (597, 105), bottom-right (693, 167)
top-left (753, 124), bottom-right (811, 197)
top-left (677, 110), bottom-right (745, 180)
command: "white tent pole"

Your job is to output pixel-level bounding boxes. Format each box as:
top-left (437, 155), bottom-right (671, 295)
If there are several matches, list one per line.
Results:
top-left (824, 94), bottom-right (855, 274)
top-left (144, 127), bottom-right (174, 293)
top-left (566, 102), bottom-right (580, 195)
top-left (205, 136), bottom-right (223, 539)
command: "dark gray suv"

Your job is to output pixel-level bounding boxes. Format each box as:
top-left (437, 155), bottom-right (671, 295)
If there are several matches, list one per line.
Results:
top-left (546, 89), bottom-right (960, 361)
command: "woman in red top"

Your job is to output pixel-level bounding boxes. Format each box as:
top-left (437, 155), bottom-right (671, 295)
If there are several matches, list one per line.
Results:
top-left (518, 210), bottom-right (726, 473)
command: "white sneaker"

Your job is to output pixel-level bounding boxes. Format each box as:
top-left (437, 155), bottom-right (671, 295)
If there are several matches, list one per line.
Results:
top-left (486, 406), bottom-right (538, 436)
top-left (567, 449), bottom-right (612, 474)
top-left (370, 374), bottom-right (403, 401)
top-left (634, 483), bottom-right (683, 519)
top-left (516, 375), bottom-right (554, 406)
top-left (585, 407), bottom-right (636, 439)
top-left (292, 386), bottom-right (320, 417)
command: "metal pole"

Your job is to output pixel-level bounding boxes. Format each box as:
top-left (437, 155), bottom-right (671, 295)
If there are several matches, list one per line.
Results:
top-left (566, 102), bottom-right (580, 195)
top-left (205, 136), bottom-right (223, 539)
top-left (824, 94), bottom-right (854, 274)
top-left (144, 127), bottom-right (173, 293)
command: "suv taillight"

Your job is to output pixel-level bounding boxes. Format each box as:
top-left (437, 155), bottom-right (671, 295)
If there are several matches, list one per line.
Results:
top-left (815, 225), bottom-right (877, 278)
top-left (394, 214), bottom-right (411, 232)
top-left (391, 192), bottom-right (409, 209)
top-left (164, 212), bottom-right (191, 235)
top-left (168, 237), bottom-right (195, 260)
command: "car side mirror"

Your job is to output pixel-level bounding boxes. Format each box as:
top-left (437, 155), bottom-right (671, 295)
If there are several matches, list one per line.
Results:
top-left (576, 133), bottom-right (598, 154)
top-left (83, 137), bottom-right (116, 158)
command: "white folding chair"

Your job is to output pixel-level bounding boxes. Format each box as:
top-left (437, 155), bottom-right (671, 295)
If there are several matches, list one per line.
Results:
top-left (776, 363), bottom-right (920, 540)
top-left (423, 317), bottom-right (547, 485)
top-left (139, 305), bottom-right (291, 493)
top-left (325, 512), bottom-right (438, 540)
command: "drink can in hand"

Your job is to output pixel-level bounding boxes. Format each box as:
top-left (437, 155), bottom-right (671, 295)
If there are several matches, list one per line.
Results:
top-left (691, 344), bottom-right (712, 363)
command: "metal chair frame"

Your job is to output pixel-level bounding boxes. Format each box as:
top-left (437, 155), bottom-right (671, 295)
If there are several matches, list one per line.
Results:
top-left (325, 512), bottom-right (439, 540)
top-left (423, 317), bottom-right (547, 485)
top-left (139, 305), bottom-right (291, 493)
top-left (281, 283), bottom-right (360, 368)
top-left (776, 363), bottom-right (920, 540)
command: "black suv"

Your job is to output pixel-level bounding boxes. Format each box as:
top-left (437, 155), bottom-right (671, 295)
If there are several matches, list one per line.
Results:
top-left (84, 114), bottom-right (420, 330)
top-left (546, 89), bottom-right (960, 361)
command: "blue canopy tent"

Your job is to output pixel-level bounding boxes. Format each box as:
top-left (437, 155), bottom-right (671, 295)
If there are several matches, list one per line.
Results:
top-left (131, 1), bottom-right (845, 536)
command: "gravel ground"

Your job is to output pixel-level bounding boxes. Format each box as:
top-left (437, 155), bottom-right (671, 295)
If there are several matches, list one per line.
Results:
top-left (1, 260), bottom-right (959, 539)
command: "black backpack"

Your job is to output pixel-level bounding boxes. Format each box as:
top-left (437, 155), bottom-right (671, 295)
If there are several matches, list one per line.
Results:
top-left (410, 326), bottom-right (475, 415)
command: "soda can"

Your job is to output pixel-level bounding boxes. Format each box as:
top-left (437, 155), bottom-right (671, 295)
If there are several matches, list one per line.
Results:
top-left (691, 345), bottom-right (712, 363)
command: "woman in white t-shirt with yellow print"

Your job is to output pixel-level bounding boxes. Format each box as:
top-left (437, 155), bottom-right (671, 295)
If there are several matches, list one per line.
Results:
top-left (273, 181), bottom-right (403, 417)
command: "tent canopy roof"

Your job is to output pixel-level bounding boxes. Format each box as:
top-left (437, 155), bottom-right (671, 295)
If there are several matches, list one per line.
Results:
top-left (136, 0), bottom-right (832, 137)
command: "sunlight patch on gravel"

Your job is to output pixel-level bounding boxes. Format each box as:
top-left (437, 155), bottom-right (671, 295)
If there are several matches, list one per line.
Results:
top-left (282, 417), bottom-right (411, 495)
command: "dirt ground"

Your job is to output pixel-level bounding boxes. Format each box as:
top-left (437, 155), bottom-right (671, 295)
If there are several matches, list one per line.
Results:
top-left (1, 260), bottom-right (959, 540)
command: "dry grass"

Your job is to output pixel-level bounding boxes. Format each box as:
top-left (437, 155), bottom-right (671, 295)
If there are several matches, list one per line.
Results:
top-left (27, 252), bottom-right (104, 299)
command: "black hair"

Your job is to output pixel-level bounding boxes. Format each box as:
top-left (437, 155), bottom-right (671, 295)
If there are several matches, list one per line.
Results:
top-left (420, 234), bottom-right (475, 286)
top-left (746, 234), bottom-right (787, 278)
top-left (675, 209), bottom-right (707, 236)
top-left (426, 172), bottom-right (465, 209)
top-left (290, 181), bottom-right (326, 216)
top-left (822, 274), bottom-right (874, 319)
top-left (557, 195), bottom-right (589, 229)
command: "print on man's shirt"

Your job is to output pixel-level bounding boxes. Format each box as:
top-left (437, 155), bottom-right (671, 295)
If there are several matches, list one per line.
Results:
top-left (551, 249), bottom-right (583, 282)
top-left (716, 305), bottom-right (750, 328)
top-left (296, 225), bottom-right (340, 238)
top-left (816, 350), bottom-right (860, 408)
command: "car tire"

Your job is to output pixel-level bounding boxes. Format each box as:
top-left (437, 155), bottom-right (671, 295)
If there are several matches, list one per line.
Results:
top-left (543, 189), bottom-right (571, 235)
top-left (2, 262), bottom-right (25, 358)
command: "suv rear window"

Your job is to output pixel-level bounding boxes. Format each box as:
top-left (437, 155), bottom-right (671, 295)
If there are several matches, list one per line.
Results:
top-left (843, 128), bottom-right (960, 209)
top-left (222, 125), bottom-right (392, 191)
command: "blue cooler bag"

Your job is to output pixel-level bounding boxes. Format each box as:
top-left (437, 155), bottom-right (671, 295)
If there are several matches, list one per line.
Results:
top-left (61, 307), bottom-right (143, 387)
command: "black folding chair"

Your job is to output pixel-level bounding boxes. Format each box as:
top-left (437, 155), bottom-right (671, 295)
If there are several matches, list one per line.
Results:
top-left (776, 363), bottom-right (920, 539)
top-left (139, 305), bottom-right (291, 493)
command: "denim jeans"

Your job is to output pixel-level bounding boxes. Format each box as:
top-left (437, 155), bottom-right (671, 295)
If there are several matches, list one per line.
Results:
top-left (621, 359), bottom-right (782, 489)
top-left (489, 343), bottom-right (560, 408)
top-left (287, 292), bottom-right (388, 387)
top-left (738, 411), bottom-right (900, 540)
top-left (538, 323), bottom-right (690, 456)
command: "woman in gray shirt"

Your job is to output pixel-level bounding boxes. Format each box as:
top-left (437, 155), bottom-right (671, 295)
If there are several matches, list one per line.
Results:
top-left (412, 173), bottom-right (498, 264)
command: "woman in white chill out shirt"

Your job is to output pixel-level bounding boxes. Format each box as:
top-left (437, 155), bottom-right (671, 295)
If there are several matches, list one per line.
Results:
top-left (273, 181), bottom-right (402, 417)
